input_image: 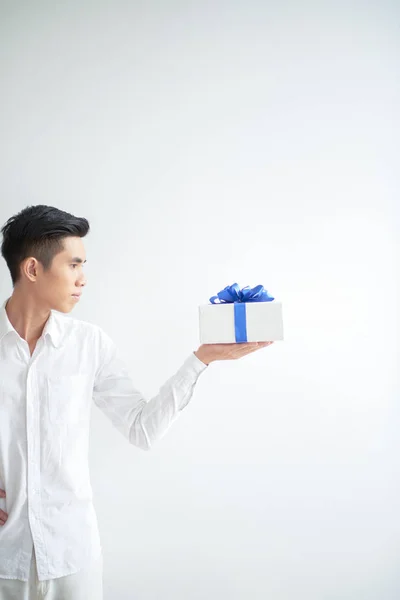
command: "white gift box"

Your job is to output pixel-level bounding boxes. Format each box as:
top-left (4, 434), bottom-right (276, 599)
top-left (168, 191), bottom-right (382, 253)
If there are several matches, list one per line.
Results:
top-left (199, 301), bottom-right (284, 344)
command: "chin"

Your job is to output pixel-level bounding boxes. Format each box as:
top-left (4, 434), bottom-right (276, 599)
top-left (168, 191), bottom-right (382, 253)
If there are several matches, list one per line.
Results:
top-left (52, 300), bottom-right (75, 314)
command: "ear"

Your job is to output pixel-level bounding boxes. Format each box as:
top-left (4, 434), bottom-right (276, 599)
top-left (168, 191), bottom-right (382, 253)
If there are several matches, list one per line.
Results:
top-left (23, 257), bottom-right (40, 283)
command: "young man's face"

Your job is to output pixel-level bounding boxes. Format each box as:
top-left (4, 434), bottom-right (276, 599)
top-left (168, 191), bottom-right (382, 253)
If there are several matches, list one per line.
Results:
top-left (33, 236), bottom-right (87, 313)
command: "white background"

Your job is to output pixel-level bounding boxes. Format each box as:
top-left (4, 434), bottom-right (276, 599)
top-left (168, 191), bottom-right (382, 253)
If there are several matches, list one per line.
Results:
top-left (0, 1), bottom-right (399, 598)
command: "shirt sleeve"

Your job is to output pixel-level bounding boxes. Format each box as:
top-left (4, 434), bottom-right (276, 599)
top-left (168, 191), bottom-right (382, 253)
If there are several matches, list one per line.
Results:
top-left (92, 328), bottom-right (208, 450)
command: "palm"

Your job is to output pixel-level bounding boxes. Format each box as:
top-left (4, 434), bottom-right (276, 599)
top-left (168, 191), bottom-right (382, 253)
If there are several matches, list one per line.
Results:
top-left (196, 341), bottom-right (274, 364)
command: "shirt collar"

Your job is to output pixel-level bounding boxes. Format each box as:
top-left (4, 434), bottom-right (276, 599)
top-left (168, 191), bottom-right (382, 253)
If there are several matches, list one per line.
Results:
top-left (0, 299), bottom-right (15, 343)
top-left (0, 298), bottom-right (64, 348)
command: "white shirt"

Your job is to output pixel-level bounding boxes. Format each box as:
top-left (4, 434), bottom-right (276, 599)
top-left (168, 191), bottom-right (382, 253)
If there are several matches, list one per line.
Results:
top-left (0, 299), bottom-right (207, 582)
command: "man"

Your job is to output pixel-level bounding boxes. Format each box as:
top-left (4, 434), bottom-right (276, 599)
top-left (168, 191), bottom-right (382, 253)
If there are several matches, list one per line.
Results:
top-left (0, 205), bottom-right (273, 599)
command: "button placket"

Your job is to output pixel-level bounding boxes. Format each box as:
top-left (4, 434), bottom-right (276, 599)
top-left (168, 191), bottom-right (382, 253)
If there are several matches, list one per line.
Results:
top-left (26, 345), bottom-right (49, 579)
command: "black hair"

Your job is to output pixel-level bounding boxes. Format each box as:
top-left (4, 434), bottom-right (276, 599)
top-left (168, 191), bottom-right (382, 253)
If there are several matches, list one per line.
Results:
top-left (1, 205), bottom-right (90, 286)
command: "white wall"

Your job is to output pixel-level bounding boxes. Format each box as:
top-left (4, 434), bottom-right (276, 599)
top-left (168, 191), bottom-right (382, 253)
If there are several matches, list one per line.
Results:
top-left (0, 1), bottom-right (399, 598)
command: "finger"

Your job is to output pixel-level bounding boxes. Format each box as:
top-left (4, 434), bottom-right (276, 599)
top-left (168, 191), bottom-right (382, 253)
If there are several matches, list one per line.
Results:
top-left (0, 490), bottom-right (5, 498)
top-left (237, 341), bottom-right (267, 348)
top-left (223, 343), bottom-right (258, 350)
top-left (0, 510), bottom-right (8, 520)
top-left (0, 520), bottom-right (5, 526)
top-left (234, 347), bottom-right (260, 359)
top-left (238, 341), bottom-right (273, 347)
top-left (236, 342), bottom-right (259, 350)
top-left (233, 344), bottom-right (259, 357)
top-left (236, 343), bottom-right (273, 357)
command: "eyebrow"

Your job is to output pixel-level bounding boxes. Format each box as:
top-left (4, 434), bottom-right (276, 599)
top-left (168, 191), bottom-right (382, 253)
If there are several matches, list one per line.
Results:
top-left (71, 257), bottom-right (87, 264)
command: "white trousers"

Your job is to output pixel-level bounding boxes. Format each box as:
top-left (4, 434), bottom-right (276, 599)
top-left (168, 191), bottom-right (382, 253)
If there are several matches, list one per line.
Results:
top-left (0, 547), bottom-right (103, 600)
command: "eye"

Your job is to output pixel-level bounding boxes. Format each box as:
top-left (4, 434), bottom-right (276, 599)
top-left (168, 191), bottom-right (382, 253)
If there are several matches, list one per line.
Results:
top-left (71, 264), bottom-right (78, 269)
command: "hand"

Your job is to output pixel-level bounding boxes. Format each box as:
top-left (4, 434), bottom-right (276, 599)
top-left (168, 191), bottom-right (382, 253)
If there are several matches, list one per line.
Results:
top-left (0, 489), bottom-right (7, 526)
top-left (194, 341), bottom-right (274, 365)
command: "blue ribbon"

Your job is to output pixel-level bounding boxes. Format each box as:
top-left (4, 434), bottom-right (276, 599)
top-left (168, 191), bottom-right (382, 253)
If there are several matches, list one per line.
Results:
top-left (209, 283), bottom-right (274, 342)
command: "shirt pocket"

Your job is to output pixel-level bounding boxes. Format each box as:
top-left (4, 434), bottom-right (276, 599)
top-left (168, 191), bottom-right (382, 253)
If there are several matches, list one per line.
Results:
top-left (46, 373), bottom-right (89, 425)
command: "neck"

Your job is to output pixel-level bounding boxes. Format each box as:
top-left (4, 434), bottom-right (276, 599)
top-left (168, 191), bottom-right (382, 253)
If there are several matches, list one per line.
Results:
top-left (5, 288), bottom-right (51, 345)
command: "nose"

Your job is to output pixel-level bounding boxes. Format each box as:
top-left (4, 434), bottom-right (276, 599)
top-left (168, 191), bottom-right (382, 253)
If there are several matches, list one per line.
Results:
top-left (77, 273), bottom-right (87, 288)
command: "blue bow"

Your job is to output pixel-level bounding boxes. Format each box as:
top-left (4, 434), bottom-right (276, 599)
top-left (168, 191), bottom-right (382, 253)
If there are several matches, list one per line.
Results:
top-left (209, 283), bottom-right (274, 305)
top-left (209, 283), bottom-right (274, 343)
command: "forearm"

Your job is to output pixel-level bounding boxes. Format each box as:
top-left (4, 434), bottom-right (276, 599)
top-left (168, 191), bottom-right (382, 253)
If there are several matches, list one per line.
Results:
top-left (127, 352), bottom-right (207, 449)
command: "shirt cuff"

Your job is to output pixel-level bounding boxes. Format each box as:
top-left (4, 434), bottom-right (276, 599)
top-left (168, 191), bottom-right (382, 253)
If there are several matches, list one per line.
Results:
top-left (184, 351), bottom-right (209, 375)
